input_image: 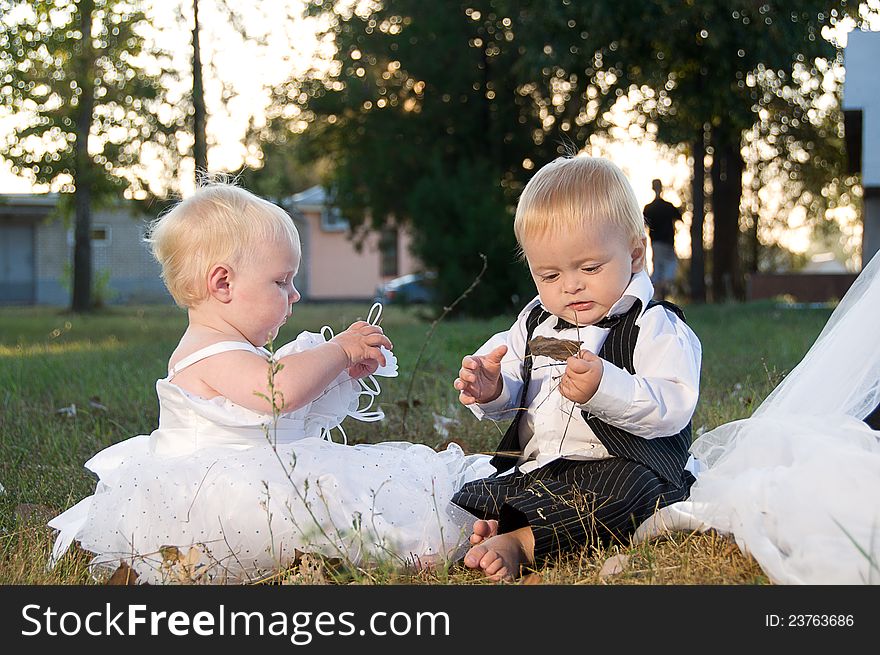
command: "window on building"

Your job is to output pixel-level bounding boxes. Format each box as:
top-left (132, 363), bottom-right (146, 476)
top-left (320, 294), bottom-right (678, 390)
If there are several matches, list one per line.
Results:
top-left (320, 206), bottom-right (349, 232)
top-left (66, 224), bottom-right (111, 247)
top-left (379, 227), bottom-right (399, 277)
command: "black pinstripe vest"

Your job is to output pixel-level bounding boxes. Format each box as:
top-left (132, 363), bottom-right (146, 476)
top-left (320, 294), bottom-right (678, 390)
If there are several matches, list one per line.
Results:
top-left (488, 299), bottom-right (693, 484)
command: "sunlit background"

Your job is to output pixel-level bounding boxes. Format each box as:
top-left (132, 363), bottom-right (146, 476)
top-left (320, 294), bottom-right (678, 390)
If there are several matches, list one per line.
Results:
top-left (3, 0), bottom-right (880, 306)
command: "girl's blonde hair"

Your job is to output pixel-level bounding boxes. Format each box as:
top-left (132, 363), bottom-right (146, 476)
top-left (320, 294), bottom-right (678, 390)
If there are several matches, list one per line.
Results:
top-left (146, 182), bottom-right (300, 308)
top-left (514, 155), bottom-right (646, 249)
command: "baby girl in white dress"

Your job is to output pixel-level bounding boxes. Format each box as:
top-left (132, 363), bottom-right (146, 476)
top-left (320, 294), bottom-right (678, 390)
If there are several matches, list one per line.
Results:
top-left (48, 182), bottom-right (491, 584)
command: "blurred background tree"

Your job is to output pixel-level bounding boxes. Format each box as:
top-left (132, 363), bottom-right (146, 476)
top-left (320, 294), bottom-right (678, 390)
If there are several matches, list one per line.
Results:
top-left (1, 0), bottom-right (872, 313)
top-left (261, 0), bottom-right (860, 311)
top-left (0, 0), bottom-right (183, 311)
top-left (601, 0), bottom-right (852, 301)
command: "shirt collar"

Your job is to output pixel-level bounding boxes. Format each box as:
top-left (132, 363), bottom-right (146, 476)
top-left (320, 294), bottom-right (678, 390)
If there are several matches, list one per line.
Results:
top-left (608, 269), bottom-right (654, 318)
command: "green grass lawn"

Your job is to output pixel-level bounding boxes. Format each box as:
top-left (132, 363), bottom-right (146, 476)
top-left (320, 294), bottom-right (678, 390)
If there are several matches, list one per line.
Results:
top-left (0, 299), bottom-right (833, 584)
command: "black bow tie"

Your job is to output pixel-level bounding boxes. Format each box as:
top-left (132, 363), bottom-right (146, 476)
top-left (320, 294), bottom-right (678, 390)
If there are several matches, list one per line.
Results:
top-left (553, 313), bottom-right (622, 331)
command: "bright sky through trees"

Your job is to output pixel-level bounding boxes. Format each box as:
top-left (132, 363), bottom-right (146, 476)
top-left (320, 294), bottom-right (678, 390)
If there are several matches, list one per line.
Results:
top-left (2, 1), bottom-right (878, 263)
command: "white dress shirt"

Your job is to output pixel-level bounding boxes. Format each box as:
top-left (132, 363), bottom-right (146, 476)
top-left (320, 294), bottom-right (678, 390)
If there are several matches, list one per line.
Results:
top-left (468, 270), bottom-right (702, 473)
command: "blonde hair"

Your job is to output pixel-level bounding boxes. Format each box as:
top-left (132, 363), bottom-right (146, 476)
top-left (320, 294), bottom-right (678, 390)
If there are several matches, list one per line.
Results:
top-left (514, 156), bottom-right (646, 249)
top-left (146, 182), bottom-right (300, 308)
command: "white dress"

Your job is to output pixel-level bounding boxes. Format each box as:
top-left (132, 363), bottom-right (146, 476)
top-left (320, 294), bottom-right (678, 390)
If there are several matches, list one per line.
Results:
top-left (48, 331), bottom-right (493, 584)
top-left (635, 252), bottom-right (880, 584)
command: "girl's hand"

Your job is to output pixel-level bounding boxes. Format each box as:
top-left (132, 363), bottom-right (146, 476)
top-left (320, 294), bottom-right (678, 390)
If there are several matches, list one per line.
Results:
top-left (330, 321), bottom-right (393, 368)
top-left (559, 349), bottom-right (603, 404)
top-left (454, 344), bottom-right (508, 405)
top-left (348, 358), bottom-right (380, 380)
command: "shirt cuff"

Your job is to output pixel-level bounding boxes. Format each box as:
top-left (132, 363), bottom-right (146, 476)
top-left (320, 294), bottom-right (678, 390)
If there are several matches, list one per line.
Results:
top-left (578, 359), bottom-right (635, 419)
top-left (468, 381), bottom-right (514, 420)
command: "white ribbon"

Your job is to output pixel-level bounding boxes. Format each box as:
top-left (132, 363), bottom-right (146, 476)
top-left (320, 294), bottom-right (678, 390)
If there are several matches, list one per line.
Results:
top-left (315, 302), bottom-right (398, 443)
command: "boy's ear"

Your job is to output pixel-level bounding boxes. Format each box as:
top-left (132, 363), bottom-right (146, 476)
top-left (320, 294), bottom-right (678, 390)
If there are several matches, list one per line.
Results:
top-left (631, 237), bottom-right (647, 273)
top-left (207, 264), bottom-right (233, 303)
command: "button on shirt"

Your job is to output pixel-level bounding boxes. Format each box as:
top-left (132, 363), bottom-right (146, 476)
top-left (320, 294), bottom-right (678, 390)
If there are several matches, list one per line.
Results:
top-left (468, 270), bottom-right (702, 473)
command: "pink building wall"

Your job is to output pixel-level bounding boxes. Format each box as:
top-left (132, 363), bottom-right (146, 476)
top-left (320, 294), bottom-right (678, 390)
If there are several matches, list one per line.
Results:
top-left (295, 203), bottom-right (420, 301)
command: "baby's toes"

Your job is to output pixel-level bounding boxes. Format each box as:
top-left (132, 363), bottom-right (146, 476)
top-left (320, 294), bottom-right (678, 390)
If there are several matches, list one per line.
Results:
top-left (463, 544), bottom-right (488, 569)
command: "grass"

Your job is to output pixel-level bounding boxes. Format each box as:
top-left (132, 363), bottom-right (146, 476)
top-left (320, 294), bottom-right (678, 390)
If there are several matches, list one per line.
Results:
top-left (0, 299), bottom-right (833, 584)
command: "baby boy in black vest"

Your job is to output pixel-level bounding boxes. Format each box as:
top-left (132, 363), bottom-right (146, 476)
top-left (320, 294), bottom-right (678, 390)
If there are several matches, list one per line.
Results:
top-left (452, 156), bottom-right (703, 581)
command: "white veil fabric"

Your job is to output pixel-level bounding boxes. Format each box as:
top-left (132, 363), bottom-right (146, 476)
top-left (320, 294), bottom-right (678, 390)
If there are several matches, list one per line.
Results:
top-left (634, 251), bottom-right (880, 584)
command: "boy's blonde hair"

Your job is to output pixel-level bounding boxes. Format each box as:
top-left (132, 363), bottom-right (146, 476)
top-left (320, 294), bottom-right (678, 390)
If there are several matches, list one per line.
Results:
top-left (147, 182), bottom-right (300, 308)
top-left (514, 155), bottom-right (646, 248)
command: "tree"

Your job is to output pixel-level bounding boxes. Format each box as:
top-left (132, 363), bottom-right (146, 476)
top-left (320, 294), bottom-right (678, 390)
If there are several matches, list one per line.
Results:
top-left (187, 0), bottom-right (271, 184)
top-left (0, 0), bottom-right (181, 311)
top-left (192, 0), bottom-right (207, 176)
top-left (740, 56), bottom-right (856, 273)
top-left (601, 1), bottom-right (852, 300)
top-left (286, 0), bottom-right (632, 315)
top-left (286, 1), bottom-right (857, 308)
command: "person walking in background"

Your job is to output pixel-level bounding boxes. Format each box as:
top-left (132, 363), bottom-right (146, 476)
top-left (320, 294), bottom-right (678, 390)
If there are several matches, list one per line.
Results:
top-left (643, 179), bottom-right (682, 301)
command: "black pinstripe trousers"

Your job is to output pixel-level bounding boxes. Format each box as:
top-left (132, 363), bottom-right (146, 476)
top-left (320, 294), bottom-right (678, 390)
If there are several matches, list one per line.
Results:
top-left (452, 457), bottom-right (694, 562)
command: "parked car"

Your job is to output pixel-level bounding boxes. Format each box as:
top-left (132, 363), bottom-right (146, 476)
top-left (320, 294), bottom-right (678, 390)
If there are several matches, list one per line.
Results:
top-left (374, 272), bottom-right (437, 305)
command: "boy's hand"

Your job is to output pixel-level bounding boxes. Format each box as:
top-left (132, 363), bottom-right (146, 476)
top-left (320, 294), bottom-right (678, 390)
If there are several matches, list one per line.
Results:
top-left (454, 344), bottom-right (508, 405)
top-left (330, 321), bottom-right (393, 369)
top-left (559, 349), bottom-right (603, 404)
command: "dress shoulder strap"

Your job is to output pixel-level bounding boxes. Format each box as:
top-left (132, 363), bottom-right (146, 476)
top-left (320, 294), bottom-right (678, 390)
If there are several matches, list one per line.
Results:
top-left (168, 341), bottom-right (267, 378)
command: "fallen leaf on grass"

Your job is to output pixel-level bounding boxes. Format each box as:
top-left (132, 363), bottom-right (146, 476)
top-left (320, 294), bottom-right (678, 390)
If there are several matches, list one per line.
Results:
top-left (521, 572), bottom-right (543, 585)
top-left (55, 404), bottom-right (77, 417)
top-left (432, 412), bottom-right (459, 438)
top-left (284, 553), bottom-right (328, 585)
top-left (89, 396), bottom-right (108, 411)
top-left (14, 503), bottom-right (57, 526)
top-left (106, 561), bottom-right (139, 585)
top-left (599, 554), bottom-right (630, 578)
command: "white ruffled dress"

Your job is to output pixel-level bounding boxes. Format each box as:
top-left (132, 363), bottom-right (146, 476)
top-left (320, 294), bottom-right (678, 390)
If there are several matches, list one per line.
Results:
top-left (635, 252), bottom-right (880, 584)
top-left (48, 330), bottom-right (493, 584)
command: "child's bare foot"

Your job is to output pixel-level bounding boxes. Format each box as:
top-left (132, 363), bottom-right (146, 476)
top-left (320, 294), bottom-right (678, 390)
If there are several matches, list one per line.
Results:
top-left (469, 519), bottom-right (499, 545)
top-left (462, 526), bottom-right (535, 582)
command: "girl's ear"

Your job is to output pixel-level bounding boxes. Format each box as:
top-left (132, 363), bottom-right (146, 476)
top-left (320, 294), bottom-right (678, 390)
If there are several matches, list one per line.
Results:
top-left (631, 236), bottom-right (647, 273)
top-left (207, 264), bottom-right (233, 303)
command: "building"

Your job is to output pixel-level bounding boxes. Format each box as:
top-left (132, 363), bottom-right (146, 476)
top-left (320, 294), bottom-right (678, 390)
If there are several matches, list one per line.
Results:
top-left (843, 29), bottom-right (880, 267)
top-left (284, 185), bottom-right (420, 301)
top-left (0, 187), bottom-right (421, 306)
top-left (0, 193), bottom-right (165, 305)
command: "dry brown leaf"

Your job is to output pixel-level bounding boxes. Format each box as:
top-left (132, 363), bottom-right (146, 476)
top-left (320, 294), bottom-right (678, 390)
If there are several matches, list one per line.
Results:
top-left (528, 336), bottom-right (582, 362)
top-left (159, 545), bottom-right (180, 563)
top-left (286, 553), bottom-right (328, 584)
top-left (14, 503), bottom-right (57, 526)
top-left (521, 572), bottom-right (543, 585)
top-left (106, 561), bottom-right (139, 585)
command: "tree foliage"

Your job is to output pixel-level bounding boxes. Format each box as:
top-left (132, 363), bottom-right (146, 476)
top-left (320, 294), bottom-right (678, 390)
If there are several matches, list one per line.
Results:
top-left (582, 0), bottom-right (853, 298)
top-left (273, 1), bottom-right (859, 309)
top-left (0, 0), bottom-right (182, 310)
top-left (289, 0), bottom-right (638, 315)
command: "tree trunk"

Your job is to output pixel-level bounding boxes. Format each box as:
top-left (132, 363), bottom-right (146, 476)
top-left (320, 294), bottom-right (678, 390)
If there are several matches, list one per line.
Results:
top-left (747, 211), bottom-right (760, 274)
top-left (72, 0), bottom-right (96, 313)
top-left (192, 0), bottom-right (207, 180)
top-left (710, 133), bottom-right (745, 301)
top-left (746, 160), bottom-right (762, 274)
top-left (689, 131), bottom-right (706, 303)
